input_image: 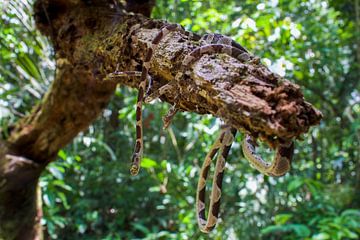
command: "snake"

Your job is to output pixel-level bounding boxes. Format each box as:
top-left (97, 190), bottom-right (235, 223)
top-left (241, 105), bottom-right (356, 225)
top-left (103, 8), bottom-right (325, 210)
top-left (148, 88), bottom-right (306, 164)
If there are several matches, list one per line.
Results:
top-left (196, 126), bottom-right (236, 232)
top-left (180, 35), bottom-right (296, 232)
top-left (197, 34), bottom-right (295, 176)
top-left (110, 23), bottom-right (200, 175)
top-left (242, 135), bottom-right (295, 177)
top-left (111, 24), bottom-right (295, 232)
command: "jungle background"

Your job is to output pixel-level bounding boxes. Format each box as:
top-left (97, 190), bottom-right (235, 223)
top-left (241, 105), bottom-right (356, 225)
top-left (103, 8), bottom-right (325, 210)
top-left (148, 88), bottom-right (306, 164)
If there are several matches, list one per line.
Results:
top-left (0, 0), bottom-right (359, 239)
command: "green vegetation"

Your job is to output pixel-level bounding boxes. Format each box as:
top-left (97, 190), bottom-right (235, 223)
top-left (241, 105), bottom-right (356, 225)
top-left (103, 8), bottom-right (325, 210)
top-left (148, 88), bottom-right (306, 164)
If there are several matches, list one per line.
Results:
top-left (1, 0), bottom-right (359, 239)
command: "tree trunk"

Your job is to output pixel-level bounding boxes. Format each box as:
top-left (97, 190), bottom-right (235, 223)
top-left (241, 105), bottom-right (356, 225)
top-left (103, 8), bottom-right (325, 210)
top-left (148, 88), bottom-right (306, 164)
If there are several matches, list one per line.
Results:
top-left (0, 142), bottom-right (43, 239)
top-left (0, 0), bottom-right (322, 239)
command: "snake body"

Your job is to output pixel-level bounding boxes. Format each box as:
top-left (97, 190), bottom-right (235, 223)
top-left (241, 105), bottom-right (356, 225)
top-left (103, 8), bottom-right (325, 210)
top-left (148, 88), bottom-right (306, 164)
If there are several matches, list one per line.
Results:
top-left (196, 127), bottom-right (236, 232)
top-left (112, 25), bottom-right (295, 232)
top-left (242, 135), bottom-right (295, 176)
top-left (198, 34), bottom-right (295, 176)
top-left (126, 23), bottom-right (200, 175)
top-left (188, 35), bottom-right (295, 232)
top-left (184, 39), bottom-right (252, 232)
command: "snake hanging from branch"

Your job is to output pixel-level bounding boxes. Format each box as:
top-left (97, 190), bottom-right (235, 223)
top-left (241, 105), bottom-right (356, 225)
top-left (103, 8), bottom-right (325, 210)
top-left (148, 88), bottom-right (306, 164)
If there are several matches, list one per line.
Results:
top-left (196, 126), bottom-right (236, 232)
top-left (147, 31), bottom-right (295, 174)
top-left (172, 35), bottom-right (293, 232)
top-left (109, 24), bottom-right (295, 233)
top-left (110, 23), bottom-right (200, 175)
top-left (198, 34), bottom-right (295, 177)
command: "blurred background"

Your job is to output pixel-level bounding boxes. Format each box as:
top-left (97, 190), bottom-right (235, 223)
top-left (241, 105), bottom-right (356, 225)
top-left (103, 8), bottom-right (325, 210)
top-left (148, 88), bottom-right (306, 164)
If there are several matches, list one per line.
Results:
top-left (0, 0), bottom-right (359, 239)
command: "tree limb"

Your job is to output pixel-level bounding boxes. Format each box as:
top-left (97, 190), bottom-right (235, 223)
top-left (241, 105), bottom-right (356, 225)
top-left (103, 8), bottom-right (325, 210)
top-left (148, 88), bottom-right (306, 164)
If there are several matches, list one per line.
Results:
top-left (0, 1), bottom-right (322, 238)
top-left (6, 0), bottom-right (322, 160)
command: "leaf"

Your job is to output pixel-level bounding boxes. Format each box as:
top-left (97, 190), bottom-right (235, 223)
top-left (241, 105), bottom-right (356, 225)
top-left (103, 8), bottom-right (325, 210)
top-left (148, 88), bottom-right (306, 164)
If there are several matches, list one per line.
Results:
top-left (43, 192), bottom-right (55, 207)
top-left (312, 233), bottom-right (331, 240)
top-left (52, 180), bottom-right (72, 191)
top-left (57, 150), bottom-right (67, 160)
top-left (48, 166), bottom-right (64, 180)
top-left (52, 216), bottom-right (67, 228)
top-left (157, 172), bottom-right (165, 182)
top-left (141, 158), bottom-right (157, 169)
top-left (289, 224), bottom-right (311, 237)
top-left (342, 229), bottom-right (359, 239)
top-left (77, 223), bottom-right (87, 234)
top-left (131, 222), bottom-right (150, 234)
top-left (287, 177), bottom-right (304, 192)
top-left (148, 186), bottom-right (160, 192)
top-left (261, 225), bottom-right (287, 235)
top-left (261, 224), bottom-right (311, 238)
top-left (275, 214), bottom-right (293, 225)
top-left (57, 192), bottom-right (70, 210)
top-left (341, 209), bottom-right (360, 218)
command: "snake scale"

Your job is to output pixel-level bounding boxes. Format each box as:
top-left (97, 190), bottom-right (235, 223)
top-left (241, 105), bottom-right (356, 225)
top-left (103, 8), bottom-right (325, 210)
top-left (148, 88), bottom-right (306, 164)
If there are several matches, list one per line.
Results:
top-left (110, 23), bottom-right (295, 233)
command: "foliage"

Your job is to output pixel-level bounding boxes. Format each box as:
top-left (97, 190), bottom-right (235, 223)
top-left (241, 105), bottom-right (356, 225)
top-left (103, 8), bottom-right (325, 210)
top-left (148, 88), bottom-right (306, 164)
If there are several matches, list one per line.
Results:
top-left (261, 177), bottom-right (360, 239)
top-left (0, 0), bottom-right (53, 134)
top-left (0, 0), bottom-right (359, 239)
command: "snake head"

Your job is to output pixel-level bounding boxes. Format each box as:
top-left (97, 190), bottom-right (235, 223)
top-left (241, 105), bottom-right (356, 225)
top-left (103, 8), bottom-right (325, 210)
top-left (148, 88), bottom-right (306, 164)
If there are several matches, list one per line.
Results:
top-left (130, 154), bottom-right (141, 176)
top-left (130, 164), bottom-right (139, 176)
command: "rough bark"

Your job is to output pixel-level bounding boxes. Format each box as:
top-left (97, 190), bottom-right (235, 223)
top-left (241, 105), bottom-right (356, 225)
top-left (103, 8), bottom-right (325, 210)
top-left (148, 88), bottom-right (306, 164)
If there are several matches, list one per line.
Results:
top-left (0, 141), bottom-right (43, 240)
top-left (0, 0), bottom-right (322, 239)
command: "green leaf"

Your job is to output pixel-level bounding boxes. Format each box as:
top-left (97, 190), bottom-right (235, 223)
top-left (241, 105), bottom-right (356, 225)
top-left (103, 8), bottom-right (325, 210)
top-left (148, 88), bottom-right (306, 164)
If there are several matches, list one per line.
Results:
top-left (261, 224), bottom-right (311, 237)
top-left (289, 224), bottom-right (311, 237)
top-left (341, 209), bottom-right (360, 218)
top-left (52, 180), bottom-right (72, 191)
top-left (149, 186), bottom-right (160, 192)
top-left (141, 158), bottom-right (157, 169)
top-left (52, 216), bottom-right (67, 228)
top-left (48, 166), bottom-right (64, 180)
top-left (77, 223), bottom-right (87, 234)
top-left (58, 150), bottom-right (67, 160)
top-left (312, 233), bottom-right (331, 240)
top-left (261, 225), bottom-right (287, 235)
top-left (342, 229), bottom-right (359, 239)
top-left (57, 192), bottom-right (70, 209)
top-left (287, 177), bottom-right (304, 192)
top-left (131, 223), bottom-right (150, 234)
top-left (43, 192), bottom-right (55, 207)
top-left (275, 214), bottom-right (293, 225)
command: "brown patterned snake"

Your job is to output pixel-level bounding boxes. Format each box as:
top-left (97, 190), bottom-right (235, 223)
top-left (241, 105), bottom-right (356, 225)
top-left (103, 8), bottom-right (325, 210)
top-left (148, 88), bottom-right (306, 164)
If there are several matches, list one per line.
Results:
top-left (196, 34), bottom-right (295, 176)
top-left (110, 23), bottom-right (200, 175)
top-left (179, 35), bottom-right (293, 232)
top-left (196, 126), bottom-right (237, 232)
top-left (109, 24), bottom-right (295, 233)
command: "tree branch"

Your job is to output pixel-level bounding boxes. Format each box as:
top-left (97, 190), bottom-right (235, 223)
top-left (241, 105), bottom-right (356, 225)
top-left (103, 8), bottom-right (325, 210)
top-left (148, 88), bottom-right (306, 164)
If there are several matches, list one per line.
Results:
top-left (0, 1), bottom-right (322, 237)
top-left (6, 0), bottom-right (322, 162)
